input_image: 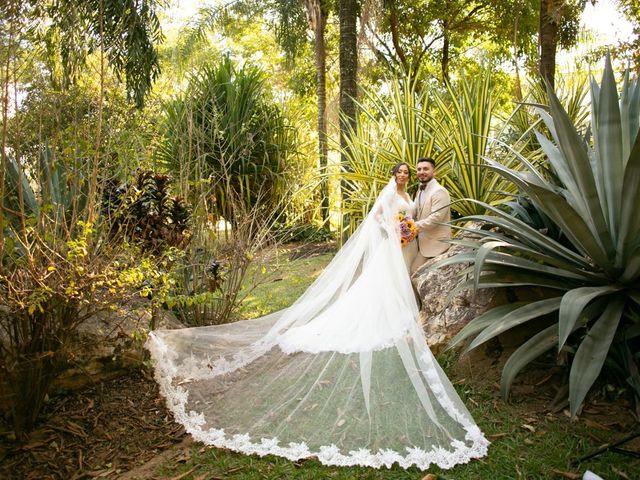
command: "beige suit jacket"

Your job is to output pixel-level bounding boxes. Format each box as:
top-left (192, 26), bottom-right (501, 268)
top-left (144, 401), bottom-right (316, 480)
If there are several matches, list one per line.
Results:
top-left (413, 179), bottom-right (452, 257)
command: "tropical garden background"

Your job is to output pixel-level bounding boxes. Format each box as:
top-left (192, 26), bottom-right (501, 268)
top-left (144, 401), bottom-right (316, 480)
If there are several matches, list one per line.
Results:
top-left (1, 0), bottom-right (640, 478)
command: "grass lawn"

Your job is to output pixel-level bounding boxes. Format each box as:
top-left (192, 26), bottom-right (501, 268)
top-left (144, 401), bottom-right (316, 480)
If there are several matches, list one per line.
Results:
top-left (155, 243), bottom-right (640, 480)
top-left (236, 244), bottom-right (336, 319)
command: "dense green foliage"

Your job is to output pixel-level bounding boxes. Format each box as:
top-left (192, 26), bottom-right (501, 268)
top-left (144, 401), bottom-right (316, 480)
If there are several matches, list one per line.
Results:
top-left (157, 56), bottom-right (295, 218)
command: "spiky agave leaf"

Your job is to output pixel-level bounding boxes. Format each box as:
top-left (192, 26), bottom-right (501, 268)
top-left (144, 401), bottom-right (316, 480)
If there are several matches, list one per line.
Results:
top-left (442, 57), bottom-right (640, 416)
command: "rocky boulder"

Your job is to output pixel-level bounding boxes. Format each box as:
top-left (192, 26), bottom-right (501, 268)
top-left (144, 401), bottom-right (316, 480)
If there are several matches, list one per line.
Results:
top-left (412, 224), bottom-right (558, 356)
top-left (54, 302), bottom-right (184, 392)
top-left (411, 225), bottom-right (508, 354)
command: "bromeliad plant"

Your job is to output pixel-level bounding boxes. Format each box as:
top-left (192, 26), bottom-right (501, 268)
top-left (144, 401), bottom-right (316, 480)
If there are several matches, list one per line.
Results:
top-left (445, 58), bottom-right (640, 416)
top-left (102, 169), bottom-right (191, 253)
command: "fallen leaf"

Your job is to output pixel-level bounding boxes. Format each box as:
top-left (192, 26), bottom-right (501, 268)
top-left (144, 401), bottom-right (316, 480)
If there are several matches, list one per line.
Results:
top-left (175, 449), bottom-right (191, 463)
top-left (551, 469), bottom-right (581, 479)
top-left (535, 374), bottom-right (554, 386)
top-left (87, 468), bottom-right (116, 478)
top-left (521, 424), bottom-right (536, 433)
top-left (225, 467), bottom-right (244, 474)
top-left (524, 438), bottom-right (534, 445)
top-left (336, 419), bottom-right (345, 427)
top-left (582, 418), bottom-right (611, 431)
top-left (421, 474), bottom-right (438, 480)
top-left (487, 433), bottom-right (508, 440)
top-left (22, 441), bottom-right (46, 450)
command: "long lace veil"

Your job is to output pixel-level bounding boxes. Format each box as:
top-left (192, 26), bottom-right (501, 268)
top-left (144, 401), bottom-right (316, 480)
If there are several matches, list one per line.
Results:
top-left (146, 178), bottom-right (488, 469)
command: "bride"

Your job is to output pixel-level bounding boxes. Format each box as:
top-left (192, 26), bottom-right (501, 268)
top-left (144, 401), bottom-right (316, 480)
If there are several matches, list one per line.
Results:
top-left (146, 163), bottom-right (489, 470)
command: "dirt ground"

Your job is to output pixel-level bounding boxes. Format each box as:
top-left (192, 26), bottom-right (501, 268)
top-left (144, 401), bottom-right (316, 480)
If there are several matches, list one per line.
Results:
top-left (0, 371), bottom-right (186, 480)
top-left (2, 353), bottom-right (638, 480)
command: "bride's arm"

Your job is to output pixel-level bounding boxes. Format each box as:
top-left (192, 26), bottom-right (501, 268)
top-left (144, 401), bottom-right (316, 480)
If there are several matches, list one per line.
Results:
top-left (373, 196), bottom-right (397, 237)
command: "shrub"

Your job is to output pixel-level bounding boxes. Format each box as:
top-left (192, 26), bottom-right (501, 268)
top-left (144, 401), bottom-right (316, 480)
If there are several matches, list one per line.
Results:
top-left (0, 221), bottom-right (143, 438)
top-left (156, 56), bottom-right (296, 219)
top-left (103, 169), bottom-right (191, 252)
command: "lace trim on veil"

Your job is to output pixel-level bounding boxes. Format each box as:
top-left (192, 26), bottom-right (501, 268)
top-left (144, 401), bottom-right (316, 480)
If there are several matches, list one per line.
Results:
top-left (147, 334), bottom-right (489, 470)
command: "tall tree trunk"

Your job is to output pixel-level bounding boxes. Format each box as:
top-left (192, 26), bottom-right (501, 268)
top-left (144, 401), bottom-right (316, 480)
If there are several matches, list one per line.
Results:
top-left (305, 0), bottom-right (329, 226)
top-left (441, 27), bottom-right (450, 84)
top-left (339, 0), bottom-right (358, 154)
top-left (539, 0), bottom-right (558, 89)
top-left (513, 14), bottom-right (523, 101)
top-left (339, 0), bottom-right (358, 236)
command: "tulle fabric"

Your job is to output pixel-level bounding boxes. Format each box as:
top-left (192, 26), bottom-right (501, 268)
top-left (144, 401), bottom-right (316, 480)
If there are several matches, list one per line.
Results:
top-left (146, 179), bottom-right (489, 470)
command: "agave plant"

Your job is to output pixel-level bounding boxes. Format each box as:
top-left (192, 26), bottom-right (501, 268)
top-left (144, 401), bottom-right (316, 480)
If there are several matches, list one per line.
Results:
top-left (3, 147), bottom-right (87, 229)
top-left (443, 58), bottom-right (640, 416)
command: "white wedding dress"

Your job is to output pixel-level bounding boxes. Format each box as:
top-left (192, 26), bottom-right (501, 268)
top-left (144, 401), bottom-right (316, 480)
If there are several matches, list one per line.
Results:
top-left (146, 178), bottom-right (489, 470)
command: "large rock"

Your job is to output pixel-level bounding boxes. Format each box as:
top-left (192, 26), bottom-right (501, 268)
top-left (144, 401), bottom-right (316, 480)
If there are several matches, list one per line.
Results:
top-left (54, 302), bottom-right (184, 391)
top-left (411, 225), bottom-right (508, 354)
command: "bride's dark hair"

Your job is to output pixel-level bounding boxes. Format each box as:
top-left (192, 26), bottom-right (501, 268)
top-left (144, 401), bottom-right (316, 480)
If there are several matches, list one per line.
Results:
top-left (391, 161), bottom-right (411, 178)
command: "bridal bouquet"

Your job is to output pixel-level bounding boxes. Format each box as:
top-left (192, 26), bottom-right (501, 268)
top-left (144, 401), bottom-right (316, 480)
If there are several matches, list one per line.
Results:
top-left (397, 212), bottom-right (417, 246)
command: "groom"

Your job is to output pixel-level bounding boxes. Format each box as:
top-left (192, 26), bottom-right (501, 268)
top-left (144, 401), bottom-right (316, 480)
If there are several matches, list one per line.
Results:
top-left (410, 157), bottom-right (452, 275)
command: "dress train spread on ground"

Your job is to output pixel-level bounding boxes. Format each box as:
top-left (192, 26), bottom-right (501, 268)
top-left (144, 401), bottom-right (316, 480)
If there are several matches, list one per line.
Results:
top-left (146, 178), bottom-right (489, 470)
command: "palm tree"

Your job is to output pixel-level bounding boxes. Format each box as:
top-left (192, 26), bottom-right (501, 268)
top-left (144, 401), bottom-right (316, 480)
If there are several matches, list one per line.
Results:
top-left (305, 0), bottom-right (330, 225)
top-left (339, 0), bottom-right (358, 152)
top-left (538, 0), bottom-right (559, 88)
top-left (339, 0), bottom-right (358, 235)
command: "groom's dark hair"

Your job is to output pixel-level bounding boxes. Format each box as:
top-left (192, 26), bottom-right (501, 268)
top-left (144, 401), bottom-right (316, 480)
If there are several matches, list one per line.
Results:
top-left (417, 157), bottom-right (436, 168)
